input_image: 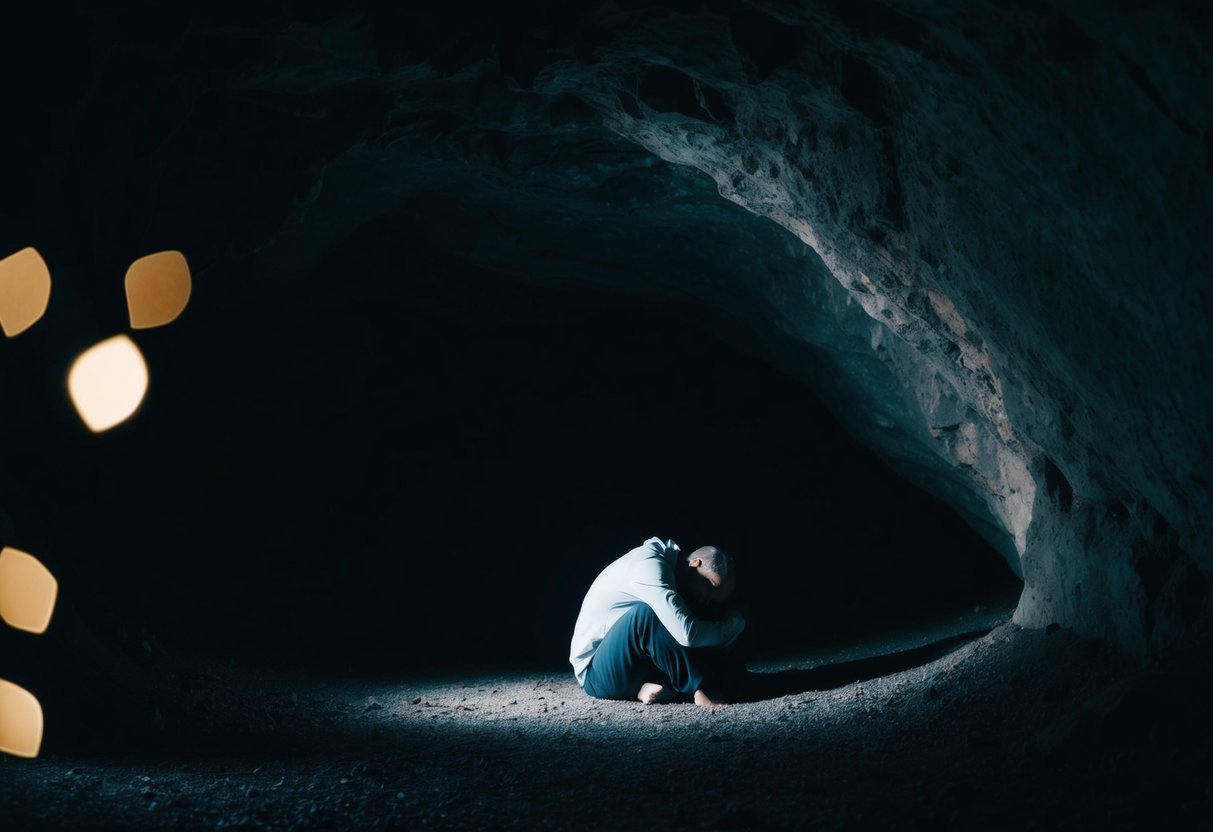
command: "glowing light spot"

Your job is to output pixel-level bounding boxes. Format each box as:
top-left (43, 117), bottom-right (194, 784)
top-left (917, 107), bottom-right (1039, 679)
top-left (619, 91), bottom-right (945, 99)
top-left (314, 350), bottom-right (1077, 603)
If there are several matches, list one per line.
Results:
top-left (0, 547), bottom-right (58, 635)
top-left (67, 335), bottom-right (149, 432)
top-left (125, 250), bottom-right (191, 330)
top-left (0, 247), bottom-right (52, 337)
top-left (0, 678), bottom-right (44, 758)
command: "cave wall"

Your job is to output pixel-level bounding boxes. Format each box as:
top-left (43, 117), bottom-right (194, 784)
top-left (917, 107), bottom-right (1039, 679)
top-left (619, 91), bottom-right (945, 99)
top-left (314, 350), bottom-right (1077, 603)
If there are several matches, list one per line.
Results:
top-left (526, 0), bottom-right (1213, 650)
top-left (2, 1), bottom-right (1210, 651)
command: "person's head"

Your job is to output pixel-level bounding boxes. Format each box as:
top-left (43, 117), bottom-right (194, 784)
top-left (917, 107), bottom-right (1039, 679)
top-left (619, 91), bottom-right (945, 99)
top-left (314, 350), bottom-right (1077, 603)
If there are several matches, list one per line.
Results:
top-left (677, 545), bottom-right (736, 612)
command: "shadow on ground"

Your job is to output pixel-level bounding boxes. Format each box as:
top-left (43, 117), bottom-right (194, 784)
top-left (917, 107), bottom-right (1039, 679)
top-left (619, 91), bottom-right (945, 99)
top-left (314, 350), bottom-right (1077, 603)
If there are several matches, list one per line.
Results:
top-left (735, 628), bottom-right (992, 702)
top-left (2, 604), bottom-right (1210, 831)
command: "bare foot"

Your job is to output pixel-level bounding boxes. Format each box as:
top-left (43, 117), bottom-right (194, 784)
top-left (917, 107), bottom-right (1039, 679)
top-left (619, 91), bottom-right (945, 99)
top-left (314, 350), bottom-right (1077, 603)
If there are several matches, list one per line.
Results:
top-left (694, 689), bottom-right (729, 709)
top-left (637, 683), bottom-right (675, 704)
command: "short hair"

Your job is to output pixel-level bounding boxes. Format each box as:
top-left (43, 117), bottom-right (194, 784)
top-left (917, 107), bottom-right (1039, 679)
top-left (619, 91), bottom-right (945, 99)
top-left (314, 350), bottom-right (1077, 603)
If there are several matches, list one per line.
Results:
top-left (688, 545), bottom-right (733, 583)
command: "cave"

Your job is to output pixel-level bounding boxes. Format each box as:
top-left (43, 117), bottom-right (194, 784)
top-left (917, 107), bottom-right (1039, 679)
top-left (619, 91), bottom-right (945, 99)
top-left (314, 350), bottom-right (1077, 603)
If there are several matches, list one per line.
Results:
top-left (0, 1), bottom-right (1210, 829)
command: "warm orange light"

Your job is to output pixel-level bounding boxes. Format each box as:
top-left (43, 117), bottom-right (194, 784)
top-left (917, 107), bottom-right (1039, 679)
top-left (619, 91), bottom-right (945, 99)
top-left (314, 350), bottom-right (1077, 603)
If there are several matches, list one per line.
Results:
top-left (0, 247), bottom-right (52, 337)
top-left (0, 547), bottom-right (58, 635)
top-left (124, 250), bottom-right (191, 329)
top-left (0, 678), bottom-right (44, 758)
top-left (67, 334), bottom-right (150, 432)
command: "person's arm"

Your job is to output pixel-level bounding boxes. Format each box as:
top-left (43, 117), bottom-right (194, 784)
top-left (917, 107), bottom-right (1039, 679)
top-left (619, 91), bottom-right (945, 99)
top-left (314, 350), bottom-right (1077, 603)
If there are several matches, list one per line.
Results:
top-left (626, 549), bottom-right (745, 648)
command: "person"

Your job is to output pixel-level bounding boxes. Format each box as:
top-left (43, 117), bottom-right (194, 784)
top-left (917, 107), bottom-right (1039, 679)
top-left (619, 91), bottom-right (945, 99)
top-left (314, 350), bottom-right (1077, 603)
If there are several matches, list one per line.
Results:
top-left (569, 536), bottom-right (745, 708)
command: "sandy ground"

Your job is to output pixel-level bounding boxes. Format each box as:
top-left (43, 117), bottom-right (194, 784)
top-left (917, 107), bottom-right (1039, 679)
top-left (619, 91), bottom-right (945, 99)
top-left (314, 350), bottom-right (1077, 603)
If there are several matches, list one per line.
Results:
top-left (2, 603), bottom-right (1210, 831)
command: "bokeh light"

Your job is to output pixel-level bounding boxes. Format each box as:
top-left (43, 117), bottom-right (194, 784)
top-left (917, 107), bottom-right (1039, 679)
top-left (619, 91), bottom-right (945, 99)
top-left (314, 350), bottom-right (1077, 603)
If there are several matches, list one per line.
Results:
top-left (124, 250), bottom-right (191, 330)
top-left (0, 547), bottom-right (58, 635)
top-left (67, 335), bottom-right (150, 432)
top-left (0, 247), bottom-right (52, 338)
top-left (0, 678), bottom-right (44, 759)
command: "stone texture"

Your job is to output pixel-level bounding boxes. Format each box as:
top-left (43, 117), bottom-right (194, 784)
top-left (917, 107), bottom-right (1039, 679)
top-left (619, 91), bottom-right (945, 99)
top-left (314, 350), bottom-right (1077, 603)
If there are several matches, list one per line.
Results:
top-left (2, 1), bottom-right (1209, 650)
top-left (502, 0), bottom-right (1212, 651)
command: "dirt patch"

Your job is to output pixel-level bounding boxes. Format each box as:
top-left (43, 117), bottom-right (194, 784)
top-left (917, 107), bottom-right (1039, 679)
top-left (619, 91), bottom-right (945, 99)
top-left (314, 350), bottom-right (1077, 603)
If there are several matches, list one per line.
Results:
top-left (2, 617), bottom-right (1210, 830)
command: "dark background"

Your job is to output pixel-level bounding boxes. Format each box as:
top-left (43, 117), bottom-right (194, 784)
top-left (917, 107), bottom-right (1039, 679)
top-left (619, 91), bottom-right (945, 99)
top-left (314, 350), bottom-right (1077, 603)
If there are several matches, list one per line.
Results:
top-left (0, 218), bottom-right (1018, 678)
top-left (0, 0), bottom-right (1019, 686)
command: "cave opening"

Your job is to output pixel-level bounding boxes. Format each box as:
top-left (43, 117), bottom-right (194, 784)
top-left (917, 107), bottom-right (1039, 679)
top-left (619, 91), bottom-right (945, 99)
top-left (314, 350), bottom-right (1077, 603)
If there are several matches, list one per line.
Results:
top-left (9, 208), bottom-right (1020, 683)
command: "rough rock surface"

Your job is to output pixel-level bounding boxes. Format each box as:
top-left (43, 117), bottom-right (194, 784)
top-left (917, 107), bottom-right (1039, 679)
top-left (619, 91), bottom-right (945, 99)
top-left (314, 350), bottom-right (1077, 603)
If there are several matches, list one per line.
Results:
top-left (3, 2), bottom-right (1210, 649)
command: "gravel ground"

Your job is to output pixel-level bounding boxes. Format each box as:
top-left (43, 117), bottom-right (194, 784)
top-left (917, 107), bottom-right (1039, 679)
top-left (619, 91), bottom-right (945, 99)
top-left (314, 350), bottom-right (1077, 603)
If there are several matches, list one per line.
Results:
top-left (2, 605), bottom-right (1210, 831)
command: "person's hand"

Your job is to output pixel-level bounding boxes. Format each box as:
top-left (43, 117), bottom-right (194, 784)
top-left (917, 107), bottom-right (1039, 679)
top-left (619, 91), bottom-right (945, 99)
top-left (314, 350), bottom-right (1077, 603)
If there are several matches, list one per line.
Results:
top-left (694, 689), bottom-right (729, 709)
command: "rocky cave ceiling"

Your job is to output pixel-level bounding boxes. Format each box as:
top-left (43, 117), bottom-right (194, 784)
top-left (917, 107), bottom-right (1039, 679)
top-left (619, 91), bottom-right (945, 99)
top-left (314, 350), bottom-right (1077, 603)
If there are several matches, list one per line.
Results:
top-left (2, 0), bottom-right (1210, 652)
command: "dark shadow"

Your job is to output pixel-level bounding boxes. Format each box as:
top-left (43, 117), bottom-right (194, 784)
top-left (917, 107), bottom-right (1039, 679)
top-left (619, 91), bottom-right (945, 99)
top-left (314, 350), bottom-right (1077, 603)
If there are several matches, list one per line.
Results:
top-left (724, 627), bottom-right (997, 703)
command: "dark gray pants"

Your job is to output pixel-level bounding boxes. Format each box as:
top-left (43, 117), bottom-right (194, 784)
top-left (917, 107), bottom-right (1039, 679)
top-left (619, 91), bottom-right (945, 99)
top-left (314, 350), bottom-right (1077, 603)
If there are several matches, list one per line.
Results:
top-left (581, 604), bottom-right (706, 699)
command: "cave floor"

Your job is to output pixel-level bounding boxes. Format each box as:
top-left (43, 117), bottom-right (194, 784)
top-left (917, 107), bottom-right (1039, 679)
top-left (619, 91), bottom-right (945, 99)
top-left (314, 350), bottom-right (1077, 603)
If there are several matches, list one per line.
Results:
top-left (2, 607), bottom-right (1210, 831)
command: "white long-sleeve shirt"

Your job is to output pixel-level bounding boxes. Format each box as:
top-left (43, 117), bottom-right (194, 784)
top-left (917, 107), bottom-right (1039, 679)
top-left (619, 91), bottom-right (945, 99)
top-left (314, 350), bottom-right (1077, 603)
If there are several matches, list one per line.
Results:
top-left (569, 536), bottom-right (746, 687)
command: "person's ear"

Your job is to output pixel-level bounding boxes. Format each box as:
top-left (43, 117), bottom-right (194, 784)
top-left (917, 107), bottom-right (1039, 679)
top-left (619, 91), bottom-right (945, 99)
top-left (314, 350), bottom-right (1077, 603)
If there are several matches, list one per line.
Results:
top-left (687, 558), bottom-right (702, 569)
